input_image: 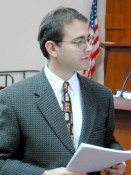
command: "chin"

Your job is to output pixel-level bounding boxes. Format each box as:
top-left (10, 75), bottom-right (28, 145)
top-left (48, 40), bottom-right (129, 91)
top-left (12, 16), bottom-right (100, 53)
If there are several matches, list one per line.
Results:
top-left (76, 67), bottom-right (88, 72)
top-left (82, 65), bottom-right (89, 70)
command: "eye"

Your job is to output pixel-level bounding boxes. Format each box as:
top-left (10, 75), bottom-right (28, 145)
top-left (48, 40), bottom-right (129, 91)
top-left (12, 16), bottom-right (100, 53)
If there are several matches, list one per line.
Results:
top-left (78, 40), bottom-right (83, 44)
top-left (73, 40), bottom-right (82, 43)
top-left (77, 40), bottom-right (85, 47)
top-left (71, 39), bottom-right (86, 49)
top-left (72, 40), bottom-right (83, 46)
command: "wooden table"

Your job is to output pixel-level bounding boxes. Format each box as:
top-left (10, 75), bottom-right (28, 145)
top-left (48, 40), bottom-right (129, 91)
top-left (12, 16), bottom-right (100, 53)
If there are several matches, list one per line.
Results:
top-left (101, 97), bottom-right (131, 175)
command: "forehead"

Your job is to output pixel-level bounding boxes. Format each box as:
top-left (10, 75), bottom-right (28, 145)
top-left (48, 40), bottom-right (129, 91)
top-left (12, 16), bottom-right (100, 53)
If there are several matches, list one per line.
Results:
top-left (63, 19), bottom-right (89, 40)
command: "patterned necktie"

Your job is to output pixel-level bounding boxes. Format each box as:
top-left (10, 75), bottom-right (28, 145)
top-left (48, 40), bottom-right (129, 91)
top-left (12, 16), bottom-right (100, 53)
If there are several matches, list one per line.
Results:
top-left (62, 82), bottom-right (74, 142)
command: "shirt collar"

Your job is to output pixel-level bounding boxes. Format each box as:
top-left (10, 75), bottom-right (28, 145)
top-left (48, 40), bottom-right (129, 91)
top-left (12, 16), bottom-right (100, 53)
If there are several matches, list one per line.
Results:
top-left (44, 64), bottom-right (79, 92)
top-left (68, 73), bottom-right (79, 92)
top-left (44, 64), bottom-right (63, 84)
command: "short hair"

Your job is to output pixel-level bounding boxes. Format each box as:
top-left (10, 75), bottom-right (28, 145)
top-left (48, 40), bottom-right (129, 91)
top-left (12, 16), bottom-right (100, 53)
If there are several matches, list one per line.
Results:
top-left (37, 7), bottom-right (88, 59)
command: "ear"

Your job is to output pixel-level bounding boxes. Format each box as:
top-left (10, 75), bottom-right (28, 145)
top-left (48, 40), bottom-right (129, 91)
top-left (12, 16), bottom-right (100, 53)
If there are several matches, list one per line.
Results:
top-left (45, 41), bottom-right (58, 57)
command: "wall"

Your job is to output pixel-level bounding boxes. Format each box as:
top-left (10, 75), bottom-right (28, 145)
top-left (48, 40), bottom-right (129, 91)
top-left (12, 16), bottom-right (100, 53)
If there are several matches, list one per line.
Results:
top-left (0, 0), bottom-right (106, 85)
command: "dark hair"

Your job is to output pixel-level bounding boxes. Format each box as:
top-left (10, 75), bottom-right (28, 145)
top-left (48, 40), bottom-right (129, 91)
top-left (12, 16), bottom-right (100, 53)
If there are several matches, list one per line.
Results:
top-left (37, 7), bottom-right (88, 59)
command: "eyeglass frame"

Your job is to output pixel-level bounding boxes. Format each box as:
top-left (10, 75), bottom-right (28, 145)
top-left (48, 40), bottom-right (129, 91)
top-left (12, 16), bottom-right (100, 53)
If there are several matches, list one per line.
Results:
top-left (54, 34), bottom-right (94, 50)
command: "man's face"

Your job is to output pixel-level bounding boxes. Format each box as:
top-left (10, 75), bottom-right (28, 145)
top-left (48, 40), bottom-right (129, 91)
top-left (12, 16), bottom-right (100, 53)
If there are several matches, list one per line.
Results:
top-left (48, 19), bottom-right (92, 77)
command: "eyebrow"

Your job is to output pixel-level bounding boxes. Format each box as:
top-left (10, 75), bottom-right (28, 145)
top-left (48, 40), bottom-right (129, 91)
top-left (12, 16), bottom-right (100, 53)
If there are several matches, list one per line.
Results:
top-left (71, 36), bottom-right (86, 42)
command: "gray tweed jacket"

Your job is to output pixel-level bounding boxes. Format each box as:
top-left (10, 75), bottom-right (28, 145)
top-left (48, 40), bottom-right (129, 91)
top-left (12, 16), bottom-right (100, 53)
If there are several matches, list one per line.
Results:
top-left (0, 68), bottom-right (122, 175)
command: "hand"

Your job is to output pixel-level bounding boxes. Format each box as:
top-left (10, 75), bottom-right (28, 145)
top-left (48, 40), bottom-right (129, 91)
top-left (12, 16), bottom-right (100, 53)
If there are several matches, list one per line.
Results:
top-left (43, 167), bottom-right (87, 175)
top-left (104, 162), bottom-right (126, 175)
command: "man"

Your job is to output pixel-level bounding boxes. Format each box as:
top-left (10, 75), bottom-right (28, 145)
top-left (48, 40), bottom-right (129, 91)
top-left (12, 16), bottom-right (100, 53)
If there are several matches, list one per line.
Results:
top-left (0, 7), bottom-right (126, 175)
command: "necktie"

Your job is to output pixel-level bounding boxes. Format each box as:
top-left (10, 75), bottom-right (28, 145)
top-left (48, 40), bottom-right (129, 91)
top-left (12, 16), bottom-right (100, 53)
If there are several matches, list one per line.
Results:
top-left (62, 82), bottom-right (74, 142)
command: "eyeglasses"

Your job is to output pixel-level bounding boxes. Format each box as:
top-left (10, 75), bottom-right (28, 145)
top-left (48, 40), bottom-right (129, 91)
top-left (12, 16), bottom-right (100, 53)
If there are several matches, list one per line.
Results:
top-left (55, 34), bottom-right (94, 50)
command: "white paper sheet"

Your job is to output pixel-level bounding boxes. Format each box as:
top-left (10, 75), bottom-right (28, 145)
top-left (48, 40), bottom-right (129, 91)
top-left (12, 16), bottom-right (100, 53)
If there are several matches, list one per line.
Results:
top-left (66, 143), bottom-right (131, 173)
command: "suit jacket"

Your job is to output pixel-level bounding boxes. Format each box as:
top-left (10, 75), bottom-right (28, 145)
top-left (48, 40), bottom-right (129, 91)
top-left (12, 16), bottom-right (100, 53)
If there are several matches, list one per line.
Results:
top-left (0, 68), bottom-right (122, 175)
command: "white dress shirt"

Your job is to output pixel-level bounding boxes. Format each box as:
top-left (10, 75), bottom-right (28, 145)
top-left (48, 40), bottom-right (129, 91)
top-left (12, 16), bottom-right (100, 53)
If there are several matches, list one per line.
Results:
top-left (44, 65), bottom-right (83, 150)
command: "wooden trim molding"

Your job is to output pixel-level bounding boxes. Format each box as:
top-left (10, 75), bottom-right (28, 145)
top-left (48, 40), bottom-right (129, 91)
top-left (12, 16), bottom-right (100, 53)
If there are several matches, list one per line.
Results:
top-left (114, 97), bottom-right (131, 111)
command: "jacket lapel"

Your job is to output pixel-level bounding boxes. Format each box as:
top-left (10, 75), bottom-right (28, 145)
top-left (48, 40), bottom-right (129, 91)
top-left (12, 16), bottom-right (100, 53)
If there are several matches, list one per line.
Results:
top-left (34, 69), bottom-right (75, 154)
top-left (78, 74), bottom-right (98, 145)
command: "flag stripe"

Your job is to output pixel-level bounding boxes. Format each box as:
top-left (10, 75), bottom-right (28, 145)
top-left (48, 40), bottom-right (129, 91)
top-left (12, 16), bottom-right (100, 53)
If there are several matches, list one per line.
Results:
top-left (94, 24), bottom-right (98, 32)
top-left (93, 36), bottom-right (99, 45)
top-left (83, 0), bottom-right (100, 79)
top-left (91, 48), bottom-right (100, 59)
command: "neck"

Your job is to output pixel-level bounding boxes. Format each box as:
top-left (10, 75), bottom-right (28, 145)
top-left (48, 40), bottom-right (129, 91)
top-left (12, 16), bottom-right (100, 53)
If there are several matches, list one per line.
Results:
top-left (47, 63), bottom-right (75, 81)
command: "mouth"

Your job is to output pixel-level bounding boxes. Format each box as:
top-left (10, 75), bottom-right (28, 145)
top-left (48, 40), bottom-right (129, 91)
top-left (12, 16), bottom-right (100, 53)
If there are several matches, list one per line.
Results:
top-left (80, 55), bottom-right (90, 61)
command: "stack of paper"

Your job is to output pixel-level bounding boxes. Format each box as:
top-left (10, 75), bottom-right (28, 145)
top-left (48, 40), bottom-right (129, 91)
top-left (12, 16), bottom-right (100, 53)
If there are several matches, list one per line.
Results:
top-left (66, 143), bottom-right (131, 173)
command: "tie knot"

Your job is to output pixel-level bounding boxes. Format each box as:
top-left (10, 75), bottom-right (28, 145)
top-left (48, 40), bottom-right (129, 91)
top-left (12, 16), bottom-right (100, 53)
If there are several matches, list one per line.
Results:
top-left (63, 81), bottom-right (69, 91)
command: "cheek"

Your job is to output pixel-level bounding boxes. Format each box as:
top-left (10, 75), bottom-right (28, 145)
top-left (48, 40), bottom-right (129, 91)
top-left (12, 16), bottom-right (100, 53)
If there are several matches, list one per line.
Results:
top-left (59, 52), bottom-right (78, 67)
top-left (58, 46), bottom-right (82, 64)
top-left (65, 48), bottom-right (81, 59)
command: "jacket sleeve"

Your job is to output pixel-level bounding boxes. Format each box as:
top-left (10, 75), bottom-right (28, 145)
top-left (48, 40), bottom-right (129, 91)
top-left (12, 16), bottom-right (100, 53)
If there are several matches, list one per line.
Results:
top-left (104, 90), bottom-right (123, 150)
top-left (0, 91), bottom-right (45, 175)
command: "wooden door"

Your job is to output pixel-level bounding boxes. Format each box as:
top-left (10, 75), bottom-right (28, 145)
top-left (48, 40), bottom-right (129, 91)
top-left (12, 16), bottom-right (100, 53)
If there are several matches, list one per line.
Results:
top-left (104, 0), bottom-right (131, 94)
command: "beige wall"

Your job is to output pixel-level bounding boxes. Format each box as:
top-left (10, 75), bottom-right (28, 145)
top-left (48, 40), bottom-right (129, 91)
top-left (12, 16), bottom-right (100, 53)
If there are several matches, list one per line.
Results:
top-left (0, 0), bottom-right (106, 85)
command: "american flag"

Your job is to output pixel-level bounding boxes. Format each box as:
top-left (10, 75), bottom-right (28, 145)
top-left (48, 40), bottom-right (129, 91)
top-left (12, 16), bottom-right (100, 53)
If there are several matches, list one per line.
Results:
top-left (83, 0), bottom-right (100, 78)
